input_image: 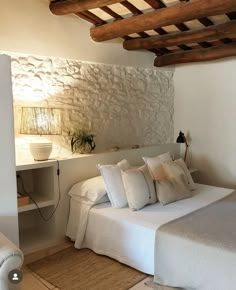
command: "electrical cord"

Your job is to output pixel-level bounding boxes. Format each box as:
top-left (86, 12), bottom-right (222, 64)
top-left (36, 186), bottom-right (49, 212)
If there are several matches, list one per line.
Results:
top-left (17, 160), bottom-right (61, 222)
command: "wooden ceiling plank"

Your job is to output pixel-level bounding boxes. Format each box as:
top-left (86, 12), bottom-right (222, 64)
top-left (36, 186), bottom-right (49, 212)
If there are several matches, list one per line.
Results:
top-left (50, 0), bottom-right (126, 15)
top-left (145, 0), bottom-right (197, 51)
top-left (76, 11), bottom-right (106, 26)
top-left (120, 1), bottom-right (170, 52)
top-left (123, 21), bottom-right (236, 50)
top-left (144, 0), bottom-right (164, 9)
top-left (100, 6), bottom-right (123, 20)
top-left (121, 1), bottom-right (142, 16)
top-left (90, 0), bottom-right (236, 42)
top-left (154, 42), bottom-right (236, 66)
top-left (100, 4), bottom-right (168, 55)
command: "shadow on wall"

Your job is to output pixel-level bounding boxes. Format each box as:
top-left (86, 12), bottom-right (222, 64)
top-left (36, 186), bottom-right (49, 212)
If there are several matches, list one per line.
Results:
top-left (192, 156), bottom-right (236, 190)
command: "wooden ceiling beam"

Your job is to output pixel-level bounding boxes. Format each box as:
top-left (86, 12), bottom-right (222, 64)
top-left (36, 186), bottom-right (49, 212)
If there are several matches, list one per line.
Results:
top-left (90, 0), bottom-right (236, 42)
top-left (227, 12), bottom-right (236, 20)
top-left (49, 0), bottom-right (125, 15)
top-left (154, 42), bottom-right (236, 67)
top-left (123, 21), bottom-right (236, 50)
top-left (99, 4), bottom-right (168, 55)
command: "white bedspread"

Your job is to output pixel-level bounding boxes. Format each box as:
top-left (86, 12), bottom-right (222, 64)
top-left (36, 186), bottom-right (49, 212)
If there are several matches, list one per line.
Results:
top-left (154, 190), bottom-right (236, 290)
top-left (66, 200), bottom-right (94, 248)
top-left (67, 184), bottom-right (233, 274)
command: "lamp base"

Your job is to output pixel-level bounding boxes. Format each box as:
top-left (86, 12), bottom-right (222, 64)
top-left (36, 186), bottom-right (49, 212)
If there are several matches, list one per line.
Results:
top-left (30, 142), bottom-right (52, 161)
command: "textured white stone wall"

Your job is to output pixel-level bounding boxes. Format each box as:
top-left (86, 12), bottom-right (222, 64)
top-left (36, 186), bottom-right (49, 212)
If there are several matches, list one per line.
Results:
top-left (11, 54), bottom-right (174, 152)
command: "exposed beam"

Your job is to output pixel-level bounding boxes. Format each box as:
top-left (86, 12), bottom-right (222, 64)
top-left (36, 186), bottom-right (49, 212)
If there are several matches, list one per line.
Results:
top-left (90, 0), bottom-right (236, 42)
top-left (49, 0), bottom-right (124, 15)
top-left (154, 42), bottom-right (236, 67)
top-left (123, 21), bottom-right (236, 50)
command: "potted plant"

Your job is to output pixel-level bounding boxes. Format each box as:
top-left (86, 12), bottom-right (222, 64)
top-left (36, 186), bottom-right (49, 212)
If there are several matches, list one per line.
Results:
top-left (69, 128), bottom-right (96, 154)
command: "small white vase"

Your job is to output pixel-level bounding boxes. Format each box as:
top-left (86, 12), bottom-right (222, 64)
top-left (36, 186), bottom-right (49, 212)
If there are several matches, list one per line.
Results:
top-left (30, 142), bottom-right (52, 161)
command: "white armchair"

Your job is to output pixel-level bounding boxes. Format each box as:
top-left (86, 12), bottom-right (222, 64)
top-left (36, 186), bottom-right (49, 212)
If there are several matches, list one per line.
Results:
top-left (0, 233), bottom-right (23, 290)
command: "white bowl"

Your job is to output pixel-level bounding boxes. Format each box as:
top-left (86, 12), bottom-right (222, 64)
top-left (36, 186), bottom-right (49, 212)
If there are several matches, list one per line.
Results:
top-left (30, 142), bottom-right (52, 161)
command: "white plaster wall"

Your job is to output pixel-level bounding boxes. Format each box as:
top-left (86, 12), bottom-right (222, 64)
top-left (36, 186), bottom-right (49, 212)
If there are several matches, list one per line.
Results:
top-left (0, 0), bottom-right (155, 67)
top-left (174, 58), bottom-right (236, 188)
top-left (12, 54), bottom-right (174, 152)
top-left (0, 55), bottom-right (19, 245)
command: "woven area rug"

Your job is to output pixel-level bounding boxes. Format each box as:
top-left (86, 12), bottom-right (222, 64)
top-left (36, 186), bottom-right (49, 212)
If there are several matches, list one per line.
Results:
top-left (27, 247), bottom-right (147, 290)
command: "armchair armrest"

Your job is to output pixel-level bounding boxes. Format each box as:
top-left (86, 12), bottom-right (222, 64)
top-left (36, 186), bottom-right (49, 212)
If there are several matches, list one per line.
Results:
top-left (0, 233), bottom-right (23, 290)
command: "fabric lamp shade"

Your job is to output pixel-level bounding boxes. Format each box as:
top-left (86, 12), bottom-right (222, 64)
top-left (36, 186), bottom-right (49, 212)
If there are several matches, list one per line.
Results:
top-left (20, 107), bottom-right (61, 135)
top-left (20, 107), bottom-right (61, 161)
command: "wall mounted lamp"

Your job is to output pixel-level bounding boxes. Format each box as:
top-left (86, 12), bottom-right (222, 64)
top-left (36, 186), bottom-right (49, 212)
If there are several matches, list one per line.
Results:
top-left (176, 131), bottom-right (189, 162)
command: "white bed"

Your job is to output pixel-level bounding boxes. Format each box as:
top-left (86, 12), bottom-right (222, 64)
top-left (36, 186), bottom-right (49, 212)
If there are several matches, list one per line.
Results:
top-left (68, 183), bottom-right (234, 275)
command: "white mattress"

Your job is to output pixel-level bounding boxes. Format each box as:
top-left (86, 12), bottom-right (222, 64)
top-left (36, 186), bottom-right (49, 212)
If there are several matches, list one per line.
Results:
top-left (81, 184), bottom-right (233, 274)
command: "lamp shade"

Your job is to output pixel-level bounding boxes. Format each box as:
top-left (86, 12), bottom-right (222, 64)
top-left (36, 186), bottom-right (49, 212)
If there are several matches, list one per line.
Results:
top-left (20, 107), bottom-right (61, 135)
top-left (176, 131), bottom-right (189, 162)
top-left (176, 131), bottom-right (186, 143)
top-left (20, 107), bottom-right (61, 161)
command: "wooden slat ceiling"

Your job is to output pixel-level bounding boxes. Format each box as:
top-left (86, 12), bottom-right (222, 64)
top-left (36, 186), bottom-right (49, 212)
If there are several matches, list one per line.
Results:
top-left (49, 0), bottom-right (236, 66)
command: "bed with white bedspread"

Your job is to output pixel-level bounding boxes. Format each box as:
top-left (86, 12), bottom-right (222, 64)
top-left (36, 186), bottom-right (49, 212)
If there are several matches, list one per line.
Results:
top-left (67, 183), bottom-right (234, 279)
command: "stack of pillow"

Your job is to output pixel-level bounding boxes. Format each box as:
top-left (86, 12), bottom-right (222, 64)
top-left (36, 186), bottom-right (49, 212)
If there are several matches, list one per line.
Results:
top-left (69, 152), bottom-right (196, 211)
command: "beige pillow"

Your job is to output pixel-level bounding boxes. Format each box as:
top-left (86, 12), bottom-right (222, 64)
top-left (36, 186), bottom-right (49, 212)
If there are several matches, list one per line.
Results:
top-left (122, 165), bottom-right (157, 211)
top-left (143, 152), bottom-right (172, 180)
top-left (163, 159), bottom-right (196, 191)
top-left (174, 158), bottom-right (196, 190)
top-left (155, 176), bottom-right (192, 206)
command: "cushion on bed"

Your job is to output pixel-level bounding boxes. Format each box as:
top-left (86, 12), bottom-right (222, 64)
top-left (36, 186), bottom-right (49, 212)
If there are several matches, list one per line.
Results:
top-left (68, 176), bottom-right (109, 204)
top-left (143, 152), bottom-right (172, 180)
top-left (98, 159), bottom-right (130, 208)
top-left (155, 175), bottom-right (192, 206)
top-left (117, 159), bottom-right (130, 171)
top-left (174, 158), bottom-right (196, 190)
top-left (163, 159), bottom-right (196, 191)
top-left (122, 165), bottom-right (157, 210)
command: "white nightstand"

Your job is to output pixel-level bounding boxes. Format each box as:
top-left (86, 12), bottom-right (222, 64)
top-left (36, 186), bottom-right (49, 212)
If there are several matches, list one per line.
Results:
top-left (16, 160), bottom-right (59, 255)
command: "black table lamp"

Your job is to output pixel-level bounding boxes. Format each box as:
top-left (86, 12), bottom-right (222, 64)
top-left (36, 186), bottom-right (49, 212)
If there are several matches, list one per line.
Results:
top-left (176, 131), bottom-right (189, 161)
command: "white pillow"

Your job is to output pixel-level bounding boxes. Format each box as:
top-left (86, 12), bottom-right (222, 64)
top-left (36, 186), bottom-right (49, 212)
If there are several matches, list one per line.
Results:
top-left (174, 158), bottom-right (196, 190)
top-left (155, 176), bottom-right (192, 206)
top-left (143, 152), bottom-right (172, 180)
top-left (163, 159), bottom-right (196, 191)
top-left (122, 165), bottom-right (156, 210)
top-left (97, 159), bottom-right (131, 208)
top-left (68, 176), bottom-right (109, 204)
top-left (98, 165), bottom-right (127, 208)
top-left (117, 159), bottom-right (130, 171)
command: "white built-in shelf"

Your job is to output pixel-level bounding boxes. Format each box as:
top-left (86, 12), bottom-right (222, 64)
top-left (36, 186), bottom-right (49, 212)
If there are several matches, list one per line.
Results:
top-left (16, 159), bottom-right (58, 254)
top-left (19, 227), bottom-right (58, 255)
top-left (16, 159), bottom-right (57, 171)
top-left (18, 199), bottom-right (56, 213)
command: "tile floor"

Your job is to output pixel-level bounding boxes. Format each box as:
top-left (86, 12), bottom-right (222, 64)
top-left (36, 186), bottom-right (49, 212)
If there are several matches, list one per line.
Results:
top-left (130, 277), bottom-right (176, 290)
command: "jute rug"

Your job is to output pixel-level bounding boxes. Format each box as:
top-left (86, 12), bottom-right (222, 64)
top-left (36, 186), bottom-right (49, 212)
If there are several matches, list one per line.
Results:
top-left (28, 247), bottom-right (147, 290)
